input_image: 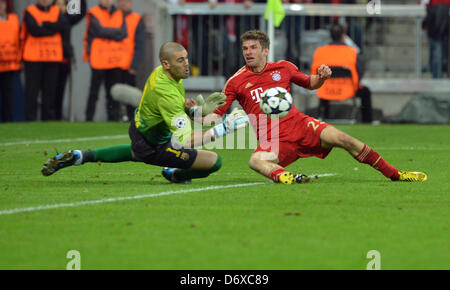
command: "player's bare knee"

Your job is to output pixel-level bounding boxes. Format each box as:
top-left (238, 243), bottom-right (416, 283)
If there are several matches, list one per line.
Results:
top-left (192, 150), bottom-right (219, 170)
top-left (206, 151), bottom-right (219, 169)
top-left (248, 155), bottom-right (259, 170)
top-left (248, 152), bottom-right (278, 170)
top-left (209, 151), bottom-right (218, 160)
top-left (209, 154), bottom-right (222, 174)
top-left (248, 153), bottom-right (264, 170)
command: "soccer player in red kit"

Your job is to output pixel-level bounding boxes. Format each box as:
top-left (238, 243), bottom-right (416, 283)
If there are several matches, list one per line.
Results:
top-left (210, 30), bottom-right (427, 184)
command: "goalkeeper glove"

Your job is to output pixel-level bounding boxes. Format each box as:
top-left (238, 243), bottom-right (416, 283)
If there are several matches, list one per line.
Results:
top-left (189, 92), bottom-right (227, 117)
top-left (210, 108), bottom-right (249, 138)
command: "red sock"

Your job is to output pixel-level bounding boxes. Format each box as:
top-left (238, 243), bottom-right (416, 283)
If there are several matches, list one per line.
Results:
top-left (355, 145), bottom-right (400, 180)
top-left (269, 168), bottom-right (288, 183)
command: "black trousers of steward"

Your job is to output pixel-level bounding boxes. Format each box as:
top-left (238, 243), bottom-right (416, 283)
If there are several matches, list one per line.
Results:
top-left (24, 61), bottom-right (59, 121)
top-left (86, 68), bottom-right (121, 121)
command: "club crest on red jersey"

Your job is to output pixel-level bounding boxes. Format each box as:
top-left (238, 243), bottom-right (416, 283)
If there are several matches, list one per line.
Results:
top-left (270, 71), bottom-right (282, 82)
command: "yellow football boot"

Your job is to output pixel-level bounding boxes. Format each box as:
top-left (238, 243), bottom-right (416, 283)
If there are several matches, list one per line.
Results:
top-left (278, 172), bottom-right (312, 184)
top-left (398, 170), bottom-right (427, 182)
top-left (279, 172), bottom-right (294, 184)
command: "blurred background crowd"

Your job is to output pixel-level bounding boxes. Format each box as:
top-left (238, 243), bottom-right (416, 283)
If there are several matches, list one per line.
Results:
top-left (0, 0), bottom-right (448, 123)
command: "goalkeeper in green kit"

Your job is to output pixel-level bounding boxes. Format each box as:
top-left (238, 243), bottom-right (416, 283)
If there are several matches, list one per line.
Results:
top-left (42, 42), bottom-right (249, 183)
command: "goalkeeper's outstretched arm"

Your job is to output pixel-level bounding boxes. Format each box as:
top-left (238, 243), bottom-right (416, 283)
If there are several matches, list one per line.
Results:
top-left (186, 108), bottom-right (249, 148)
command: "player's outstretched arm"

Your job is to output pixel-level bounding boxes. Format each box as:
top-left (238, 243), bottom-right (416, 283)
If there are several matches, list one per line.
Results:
top-left (308, 64), bottom-right (332, 90)
top-left (210, 108), bottom-right (249, 139)
top-left (186, 108), bottom-right (249, 148)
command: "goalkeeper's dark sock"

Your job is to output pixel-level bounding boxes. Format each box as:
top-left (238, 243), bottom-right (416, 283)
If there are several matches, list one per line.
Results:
top-left (269, 167), bottom-right (288, 183)
top-left (82, 145), bottom-right (136, 163)
top-left (355, 144), bottom-right (400, 180)
top-left (173, 155), bottom-right (222, 180)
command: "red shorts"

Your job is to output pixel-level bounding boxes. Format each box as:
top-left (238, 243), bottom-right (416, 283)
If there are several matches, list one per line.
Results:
top-left (254, 115), bottom-right (332, 167)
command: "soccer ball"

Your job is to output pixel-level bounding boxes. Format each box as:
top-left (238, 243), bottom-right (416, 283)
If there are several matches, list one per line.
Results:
top-left (259, 87), bottom-right (293, 118)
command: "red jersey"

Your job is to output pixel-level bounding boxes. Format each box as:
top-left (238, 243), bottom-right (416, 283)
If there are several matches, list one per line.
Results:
top-left (214, 60), bottom-right (311, 142)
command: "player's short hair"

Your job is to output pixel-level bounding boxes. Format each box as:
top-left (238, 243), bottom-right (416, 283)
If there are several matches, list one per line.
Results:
top-left (159, 42), bottom-right (186, 62)
top-left (330, 23), bottom-right (345, 42)
top-left (240, 30), bottom-right (270, 50)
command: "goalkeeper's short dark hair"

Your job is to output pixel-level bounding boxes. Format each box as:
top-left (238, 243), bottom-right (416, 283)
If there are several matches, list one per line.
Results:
top-left (159, 42), bottom-right (185, 62)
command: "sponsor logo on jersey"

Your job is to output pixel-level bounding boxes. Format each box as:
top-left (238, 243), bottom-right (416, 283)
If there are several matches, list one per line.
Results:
top-left (250, 87), bottom-right (263, 103)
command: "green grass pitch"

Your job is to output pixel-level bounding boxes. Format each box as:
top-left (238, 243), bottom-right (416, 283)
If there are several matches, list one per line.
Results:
top-left (0, 122), bottom-right (448, 270)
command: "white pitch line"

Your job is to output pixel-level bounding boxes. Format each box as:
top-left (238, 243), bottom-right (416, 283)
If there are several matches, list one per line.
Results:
top-left (0, 182), bottom-right (266, 216)
top-left (312, 173), bottom-right (337, 177)
top-left (0, 135), bottom-right (129, 146)
top-left (0, 172), bottom-right (340, 216)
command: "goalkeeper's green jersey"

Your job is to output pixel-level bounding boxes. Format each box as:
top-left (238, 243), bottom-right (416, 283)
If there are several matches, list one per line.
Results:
top-left (134, 65), bottom-right (191, 146)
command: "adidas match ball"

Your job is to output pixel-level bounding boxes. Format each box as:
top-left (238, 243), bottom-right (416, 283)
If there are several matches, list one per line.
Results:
top-left (260, 87), bottom-right (293, 118)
